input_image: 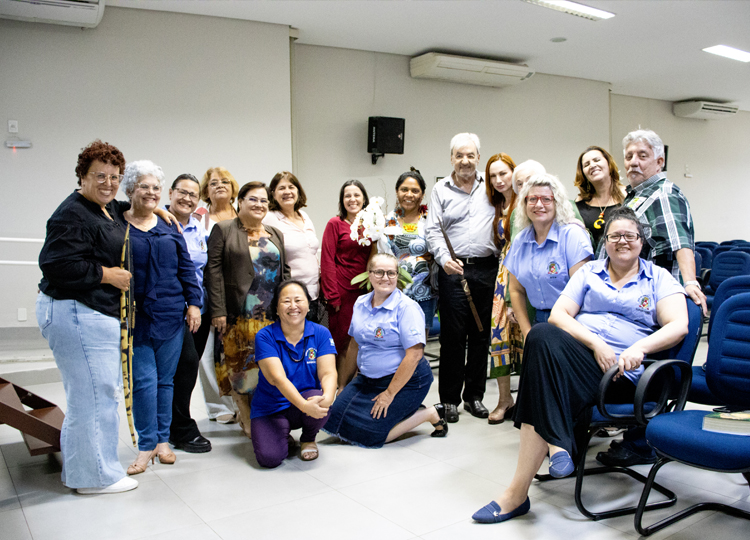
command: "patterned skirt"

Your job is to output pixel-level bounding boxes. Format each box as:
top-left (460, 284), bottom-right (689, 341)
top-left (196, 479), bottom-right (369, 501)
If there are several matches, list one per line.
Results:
top-left (489, 260), bottom-right (524, 378)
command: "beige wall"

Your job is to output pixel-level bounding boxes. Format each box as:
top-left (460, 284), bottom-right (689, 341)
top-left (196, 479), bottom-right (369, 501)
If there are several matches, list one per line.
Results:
top-left (610, 94), bottom-right (750, 244)
top-left (292, 44), bottom-right (611, 229)
top-left (0, 7), bottom-right (292, 327)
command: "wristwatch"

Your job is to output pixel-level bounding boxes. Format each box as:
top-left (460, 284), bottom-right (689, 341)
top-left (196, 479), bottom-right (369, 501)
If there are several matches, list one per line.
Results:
top-left (684, 280), bottom-right (701, 290)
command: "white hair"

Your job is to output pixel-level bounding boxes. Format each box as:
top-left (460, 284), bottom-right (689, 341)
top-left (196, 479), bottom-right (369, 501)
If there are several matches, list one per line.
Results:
top-left (122, 160), bottom-right (166, 198)
top-left (450, 133), bottom-right (480, 155)
top-left (511, 159), bottom-right (546, 194)
top-left (514, 173), bottom-right (576, 231)
top-left (622, 129), bottom-right (665, 161)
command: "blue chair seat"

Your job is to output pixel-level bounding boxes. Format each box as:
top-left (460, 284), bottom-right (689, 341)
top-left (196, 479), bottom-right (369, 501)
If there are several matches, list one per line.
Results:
top-left (591, 403), bottom-right (657, 423)
top-left (687, 367), bottom-right (724, 406)
top-left (646, 410), bottom-right (750, 471)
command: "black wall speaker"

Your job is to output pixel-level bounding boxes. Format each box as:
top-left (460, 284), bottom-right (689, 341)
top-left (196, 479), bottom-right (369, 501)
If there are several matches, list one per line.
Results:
top-left (368, 117), bottom-right (405, 155)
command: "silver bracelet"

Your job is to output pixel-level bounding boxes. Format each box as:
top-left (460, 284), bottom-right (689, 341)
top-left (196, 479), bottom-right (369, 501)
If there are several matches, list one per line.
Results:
top-left (684, 280), bottom-right (701, 289)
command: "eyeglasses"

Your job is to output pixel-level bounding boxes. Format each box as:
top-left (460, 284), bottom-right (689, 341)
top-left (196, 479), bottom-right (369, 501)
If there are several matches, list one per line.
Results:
top-left (245, 196), bottom-right (269, 206)
top-left (605, 232), bottom-right (641, 243)
top-left (88, 171), bottom-right (123, 184)
top-left (173, 188), bottom-right (199, 201)
top-left (209, 179), bottom-right (232, 188)
top-left (370, 270), bottom-right (398, 279)
top-left (526, 196), bottom-right (554, 206)
top-left (136, 183), bottom-right (162, 193)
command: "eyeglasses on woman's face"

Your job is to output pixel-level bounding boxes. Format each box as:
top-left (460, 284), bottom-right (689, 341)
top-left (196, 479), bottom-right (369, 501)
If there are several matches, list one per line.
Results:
top-left (525, 195), bottom-right (554, 206)
top-left (88, 171), bottom-right (123, 185)
top-left (370, 269), bottom-right (398, 279)
top-left (605, 232), bottom-right (641, 243)
top-left (209, 179), bottom-right (232, 188)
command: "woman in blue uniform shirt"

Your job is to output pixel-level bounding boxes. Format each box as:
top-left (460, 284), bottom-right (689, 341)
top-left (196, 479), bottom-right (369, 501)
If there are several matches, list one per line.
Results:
top-left (251, 280), bottom-right (337, 467)
top-left (324, 253), bottom-right (448, 448)
top-left (504, 173), bottom-right (593, 336)
top-left (472, 207), bottom-right (688, 523)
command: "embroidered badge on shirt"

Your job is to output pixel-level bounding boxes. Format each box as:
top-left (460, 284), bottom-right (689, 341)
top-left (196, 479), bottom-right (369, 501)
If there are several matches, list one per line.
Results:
top-left (547, 262), bottom-right (560, 275)
top-left (410, 328), bottom-right (420, 336)
top-left (329, 338), bottom-right (336, 347)
top-left (375, 327), bottom-right (384, 338)
top-left (637, 295), bottom-right (652, 311)
top-left (305, 348), bottom-right (317, 362)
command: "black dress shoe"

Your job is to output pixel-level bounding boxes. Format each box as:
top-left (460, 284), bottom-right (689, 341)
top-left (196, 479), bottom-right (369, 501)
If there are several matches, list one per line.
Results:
top-left (169, 435), bottom-right (212, 454)
top-left (596, 443), bottom-right (655, 467)
top-left (430, 404), bottom-right (449, 438)
top-left (464, 400), bottom-right (489, 419)
top-left (444, 403), bottom-right (459, 423)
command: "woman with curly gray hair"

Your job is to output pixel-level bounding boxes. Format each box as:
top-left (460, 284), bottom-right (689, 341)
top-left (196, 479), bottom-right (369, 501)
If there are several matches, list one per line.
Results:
top-left (121, 160), bottom-right (203, 475)
top-left (503, 174), bottom-right (593, 338)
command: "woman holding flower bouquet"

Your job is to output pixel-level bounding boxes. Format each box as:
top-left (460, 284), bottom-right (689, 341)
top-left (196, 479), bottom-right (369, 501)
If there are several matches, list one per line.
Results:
top-left (379, 168), bottom-right (438, 334)
top-left (321, 180), bottom-right (372, 371)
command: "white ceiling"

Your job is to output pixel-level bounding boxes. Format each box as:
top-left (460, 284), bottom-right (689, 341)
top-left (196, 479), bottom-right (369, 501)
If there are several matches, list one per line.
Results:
top-left (110, 0), bottom-right (750, 111)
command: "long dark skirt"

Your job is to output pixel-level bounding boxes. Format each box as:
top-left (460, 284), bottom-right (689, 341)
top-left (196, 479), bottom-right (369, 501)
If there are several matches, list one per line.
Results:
top-left (513, 323), bottom-right (636, 456)
top-left (323, 358), bottom-right (433, 448)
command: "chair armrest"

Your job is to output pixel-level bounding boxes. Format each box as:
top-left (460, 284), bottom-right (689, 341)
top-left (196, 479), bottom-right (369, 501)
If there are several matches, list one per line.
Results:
top-left (633, 360), bottom-right (692, 425)
top-left (595, 364), bottom-right (627, 421)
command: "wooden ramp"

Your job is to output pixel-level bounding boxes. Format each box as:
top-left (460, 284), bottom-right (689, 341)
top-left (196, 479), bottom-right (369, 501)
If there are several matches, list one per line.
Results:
top-left (0, 376), bottom-right (63, 455)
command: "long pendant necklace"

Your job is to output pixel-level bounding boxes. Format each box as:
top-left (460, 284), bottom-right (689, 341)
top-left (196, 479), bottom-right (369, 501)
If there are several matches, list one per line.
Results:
top-left (592, 197), bottom-right (611, 230)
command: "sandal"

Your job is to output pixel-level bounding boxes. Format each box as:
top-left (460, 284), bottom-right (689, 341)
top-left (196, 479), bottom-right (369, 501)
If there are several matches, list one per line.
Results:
top-left (300, 441), bottom-right (319, 461)
top-left (430, 403), bottom-right (449, 438)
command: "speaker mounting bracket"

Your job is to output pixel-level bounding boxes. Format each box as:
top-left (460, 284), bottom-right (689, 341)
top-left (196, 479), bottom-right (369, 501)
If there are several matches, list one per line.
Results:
top-left (371, 153), bottom-right (385, 165)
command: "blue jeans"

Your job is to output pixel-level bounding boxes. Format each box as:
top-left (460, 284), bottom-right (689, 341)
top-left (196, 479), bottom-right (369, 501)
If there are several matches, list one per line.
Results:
top-left (132, 329), bottom-right (184, 450)
top-left (36, 293), bottom-right (125, 488)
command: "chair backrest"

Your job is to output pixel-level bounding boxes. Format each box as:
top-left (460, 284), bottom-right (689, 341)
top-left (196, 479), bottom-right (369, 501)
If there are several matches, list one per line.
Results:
top-left (712, 245), bottom-right (735, 258)
top-left (652, 299), bottom-right (703, 364)
top-left (708, 251), bottom-right (750, 292)
top-left (705, 292), bottom-right (750, 408)
top-left (719, 239), bottom-right (747, 246)
top-left (695, 247), bottom-right (712, 271)
top-left (731, 246), bottom-right (750, 256)
top-left (708, 275), bottom-right (750, 336)
top-left (696, 241), bottom-right (718, 251)
top-left (694, 251), bottom-right (702, 275)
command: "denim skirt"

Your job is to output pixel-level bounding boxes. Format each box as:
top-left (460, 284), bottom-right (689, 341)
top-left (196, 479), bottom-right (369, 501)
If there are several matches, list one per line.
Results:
top-left (323, 358), bottom-right (433, 448)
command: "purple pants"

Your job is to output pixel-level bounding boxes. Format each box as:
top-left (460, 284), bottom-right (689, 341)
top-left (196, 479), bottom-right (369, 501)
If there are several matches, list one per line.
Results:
top-left (252, 389), bottom-right (329, 468)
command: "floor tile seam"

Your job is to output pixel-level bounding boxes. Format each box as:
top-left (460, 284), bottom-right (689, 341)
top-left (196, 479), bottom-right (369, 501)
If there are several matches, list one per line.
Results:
top-left (328, 485), bottom-right (423, 537)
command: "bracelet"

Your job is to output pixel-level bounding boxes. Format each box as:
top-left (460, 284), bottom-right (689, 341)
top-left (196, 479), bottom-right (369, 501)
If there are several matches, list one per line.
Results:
top-left (684, 280), bottom-right (701, 289)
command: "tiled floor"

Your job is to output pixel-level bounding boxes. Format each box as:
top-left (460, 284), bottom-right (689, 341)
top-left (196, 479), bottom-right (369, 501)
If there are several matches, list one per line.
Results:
top-left (2, 340), bottom-right (748, 539)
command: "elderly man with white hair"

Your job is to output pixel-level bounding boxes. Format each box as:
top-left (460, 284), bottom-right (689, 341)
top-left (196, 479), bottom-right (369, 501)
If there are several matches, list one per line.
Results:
top-left (425, 133), bottom-right (499, 422)
top-left (596, 128), bottom-right (705, 469)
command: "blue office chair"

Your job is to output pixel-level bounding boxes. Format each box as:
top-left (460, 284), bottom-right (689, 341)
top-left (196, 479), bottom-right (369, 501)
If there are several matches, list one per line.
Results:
top-left (535, 300), bottom-right (704, 521)
top-left (634, 292), bottom-right (750, 536)
top-left (695, 241), bottom-right (718, 252)
top-left (704, 251), bottom-right (750, 309)
top-left (731, 246), bottom-right (750, 256)
top-left (711, 245), bottom-right (735, 259)
top-left (719, 239), bottom-right (747, 246)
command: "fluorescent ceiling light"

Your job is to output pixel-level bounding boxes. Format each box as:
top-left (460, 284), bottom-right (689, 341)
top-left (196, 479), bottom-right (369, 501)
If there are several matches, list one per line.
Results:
top-left (702, 45), bottom-right (750, 63)
top-left (522, 0), bottom-right (615, 21)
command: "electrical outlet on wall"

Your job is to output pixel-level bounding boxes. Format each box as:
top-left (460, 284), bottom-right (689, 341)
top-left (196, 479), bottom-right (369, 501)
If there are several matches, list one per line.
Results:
top-left (8, 120), bottom-right (19, 133)
top-left (18, 308), bottom-right (27, 321)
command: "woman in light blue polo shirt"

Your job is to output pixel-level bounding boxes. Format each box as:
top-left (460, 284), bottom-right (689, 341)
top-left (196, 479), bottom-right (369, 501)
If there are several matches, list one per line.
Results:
top-left (473, 207), bottom-right (688, 524)
top-left (324, 253), bottom-right (448, 448)
top-left (504, 173), bottom-right (593, 337)
top-left (251, 280), bottom-right (338, 467)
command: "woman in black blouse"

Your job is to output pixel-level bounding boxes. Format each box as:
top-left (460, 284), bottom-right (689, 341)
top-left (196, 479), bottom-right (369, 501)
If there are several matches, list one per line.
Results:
top-left (574, 146), bottom-right (625, 251)
top-left (36, 140), bottom-right (173, 495)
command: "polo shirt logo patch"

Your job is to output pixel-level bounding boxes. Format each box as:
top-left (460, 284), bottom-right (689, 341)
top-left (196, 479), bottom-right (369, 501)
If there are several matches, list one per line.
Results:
top-left (305, 348), bottom-right (317, 363)
top-left (547, 262), bottom-right (560, 275)
top-left (329, 338), bottom-right (336, 347)
top-left (375, 327), bottom-right (384, 338)
top-left (410, 328), bottom-right (420, 337)
top-left (637, 295), bottom-right (652, 311)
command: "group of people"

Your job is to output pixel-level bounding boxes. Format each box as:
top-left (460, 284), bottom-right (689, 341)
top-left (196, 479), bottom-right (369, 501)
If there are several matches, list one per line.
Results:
top-left (37, 127), bottom-right (704, 530)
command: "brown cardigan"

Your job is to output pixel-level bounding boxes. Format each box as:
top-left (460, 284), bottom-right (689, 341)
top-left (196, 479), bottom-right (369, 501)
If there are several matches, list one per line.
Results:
top-left (205, 217), bottom-right (291, 320)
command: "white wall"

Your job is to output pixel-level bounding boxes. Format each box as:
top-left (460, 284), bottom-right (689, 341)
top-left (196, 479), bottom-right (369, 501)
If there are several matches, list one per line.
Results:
top-left (610, 95), bottom-right (750, 243)
top-left (0, 7), bottom-right (292, 327)
top-left (291, 44), bottom-right (611, 230)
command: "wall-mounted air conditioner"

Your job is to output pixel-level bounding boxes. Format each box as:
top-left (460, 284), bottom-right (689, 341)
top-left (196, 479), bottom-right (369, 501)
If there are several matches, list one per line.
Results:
top-left (410, 52), bottom-right (534, 88)
top-left (673, 100), bottom-right (738, 120)
top-left (0, 0), bottom-right (104, 28)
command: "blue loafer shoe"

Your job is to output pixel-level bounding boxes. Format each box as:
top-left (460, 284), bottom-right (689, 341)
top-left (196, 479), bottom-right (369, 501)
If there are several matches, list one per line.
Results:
top-left (549, 450), bottom-right (575, 478)
top-left (472, 497), bottom-right (530, 523)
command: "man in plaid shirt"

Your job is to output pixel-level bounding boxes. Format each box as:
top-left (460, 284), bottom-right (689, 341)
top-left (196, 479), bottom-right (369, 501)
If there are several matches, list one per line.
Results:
top-left (596, 128), bottom-right (706, 468)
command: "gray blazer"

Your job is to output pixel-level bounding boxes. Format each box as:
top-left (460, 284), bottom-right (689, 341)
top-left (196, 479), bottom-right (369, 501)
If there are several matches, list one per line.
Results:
top-left (205, 217), bottom-right (291, 320)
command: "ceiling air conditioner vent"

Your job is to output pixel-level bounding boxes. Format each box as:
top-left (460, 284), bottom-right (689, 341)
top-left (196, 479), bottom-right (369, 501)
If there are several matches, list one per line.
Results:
top-left (673, 100), bottom-right (738, 120)
top-left (410, 52), bottom-right (534, 88)
top-left (0, 0), bottom-right (104, 28)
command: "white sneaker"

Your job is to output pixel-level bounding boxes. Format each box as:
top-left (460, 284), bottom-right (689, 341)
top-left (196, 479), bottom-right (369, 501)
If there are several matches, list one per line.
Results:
top-left (77, 477), bottom-right (139, 495)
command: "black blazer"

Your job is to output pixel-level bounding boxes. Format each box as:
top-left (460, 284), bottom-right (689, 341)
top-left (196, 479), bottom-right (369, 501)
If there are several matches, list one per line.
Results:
top-left (205, 217), bottom-right (291, 320)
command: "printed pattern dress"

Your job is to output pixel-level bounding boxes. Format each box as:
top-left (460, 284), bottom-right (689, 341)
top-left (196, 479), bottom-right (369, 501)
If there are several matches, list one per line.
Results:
top-left (489, 223), bottom-right (524, 378)
top-left (216, 237), bottom-right (280, 395)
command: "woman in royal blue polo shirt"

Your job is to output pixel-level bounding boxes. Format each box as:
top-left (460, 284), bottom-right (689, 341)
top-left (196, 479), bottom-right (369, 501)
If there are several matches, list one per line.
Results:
top-left (251, 280), bottom-right (338, 467)
top-left (472, 207), bottom-right (688, 524)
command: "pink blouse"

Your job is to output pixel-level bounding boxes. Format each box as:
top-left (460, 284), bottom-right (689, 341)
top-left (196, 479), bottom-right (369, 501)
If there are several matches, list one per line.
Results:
top-left (263, 210), bottom-right (321, 299)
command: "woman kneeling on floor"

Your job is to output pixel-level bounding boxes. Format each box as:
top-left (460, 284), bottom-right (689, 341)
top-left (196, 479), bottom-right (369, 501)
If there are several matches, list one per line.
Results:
top-left (472, 207), bottom-right (688, 523)
top-left (251, 280), bottom-right (337, 467)
top-left (323, 253), bottom-right (448, 448)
